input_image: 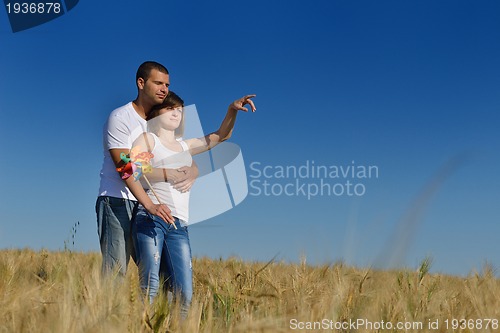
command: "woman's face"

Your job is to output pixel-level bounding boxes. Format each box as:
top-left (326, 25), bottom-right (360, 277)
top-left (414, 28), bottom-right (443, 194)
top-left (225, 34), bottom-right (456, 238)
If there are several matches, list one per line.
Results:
top-left (157, 106), bottom-right (183, 130)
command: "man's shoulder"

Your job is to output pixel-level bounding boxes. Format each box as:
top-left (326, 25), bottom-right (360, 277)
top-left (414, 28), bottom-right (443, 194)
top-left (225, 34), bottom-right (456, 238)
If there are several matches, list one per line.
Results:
top-left (109, 101), bottom-right (134, 117)
top-left (106, 101), bottom-right (144, 134)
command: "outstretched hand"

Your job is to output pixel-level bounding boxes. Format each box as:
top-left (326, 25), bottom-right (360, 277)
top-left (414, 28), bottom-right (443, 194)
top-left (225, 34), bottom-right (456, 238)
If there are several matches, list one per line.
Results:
top-left (230, 94), bottom-right (257, 112)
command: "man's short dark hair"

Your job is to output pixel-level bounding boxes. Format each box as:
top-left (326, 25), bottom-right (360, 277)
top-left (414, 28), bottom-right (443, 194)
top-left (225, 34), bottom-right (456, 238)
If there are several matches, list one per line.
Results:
top-left (136, 61), bottom-right (169, 82)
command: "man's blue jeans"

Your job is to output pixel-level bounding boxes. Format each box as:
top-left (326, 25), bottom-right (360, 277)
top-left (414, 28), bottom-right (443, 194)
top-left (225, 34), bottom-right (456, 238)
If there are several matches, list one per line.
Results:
top-left (96, 196), bottom-right (138, 276)
top-left (132, 206), bottom-right (193, 317)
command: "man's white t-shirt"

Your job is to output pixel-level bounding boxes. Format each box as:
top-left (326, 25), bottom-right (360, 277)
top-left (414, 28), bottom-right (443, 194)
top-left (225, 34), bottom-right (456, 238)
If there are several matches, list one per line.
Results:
top-left (98, 102), bottom-right (146, 200)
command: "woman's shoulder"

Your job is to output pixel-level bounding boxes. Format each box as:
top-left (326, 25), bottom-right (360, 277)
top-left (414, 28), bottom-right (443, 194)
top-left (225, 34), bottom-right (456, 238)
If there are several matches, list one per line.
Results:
top-left (177, 139), bottom-right (189, 151)
top-left (133, 132), bottom-right (157, 152)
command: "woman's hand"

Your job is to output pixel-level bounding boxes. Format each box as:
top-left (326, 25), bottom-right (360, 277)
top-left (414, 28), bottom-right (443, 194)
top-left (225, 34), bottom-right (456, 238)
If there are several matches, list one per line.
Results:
top-left (144, 202), bottom-right (175, 224)
top-left (229, 94), bottom-right (257, 112)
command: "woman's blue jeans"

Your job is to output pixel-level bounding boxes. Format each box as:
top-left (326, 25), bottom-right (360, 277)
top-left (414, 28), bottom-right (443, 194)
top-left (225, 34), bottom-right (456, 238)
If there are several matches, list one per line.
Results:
top-left (132, 206), bottom-right (193, 317)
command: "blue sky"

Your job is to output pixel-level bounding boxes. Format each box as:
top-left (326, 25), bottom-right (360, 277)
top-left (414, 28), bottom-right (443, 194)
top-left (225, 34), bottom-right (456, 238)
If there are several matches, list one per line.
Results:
top-left (0, 0), bottom-right (499, 276)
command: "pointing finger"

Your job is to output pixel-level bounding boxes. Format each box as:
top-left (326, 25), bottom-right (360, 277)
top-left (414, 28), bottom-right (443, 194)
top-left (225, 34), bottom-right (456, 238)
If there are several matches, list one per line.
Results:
top-left (246, 99), bottom-right (256, 112)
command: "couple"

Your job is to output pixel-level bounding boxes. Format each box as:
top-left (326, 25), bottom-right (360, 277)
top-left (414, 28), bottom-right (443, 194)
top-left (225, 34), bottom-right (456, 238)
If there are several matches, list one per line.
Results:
top-left (96, 61), bottom-right (256, 317)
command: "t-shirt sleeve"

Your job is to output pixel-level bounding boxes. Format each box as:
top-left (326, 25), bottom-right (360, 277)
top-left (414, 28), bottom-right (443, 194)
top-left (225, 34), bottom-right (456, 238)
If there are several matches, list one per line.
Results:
top-left (105, 112), bottom-right (132, 150)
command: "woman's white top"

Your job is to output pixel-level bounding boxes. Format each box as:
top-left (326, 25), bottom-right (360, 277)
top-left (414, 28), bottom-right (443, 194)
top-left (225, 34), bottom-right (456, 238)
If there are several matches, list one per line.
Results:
top-left (144, 133), bottom-right (192, 223)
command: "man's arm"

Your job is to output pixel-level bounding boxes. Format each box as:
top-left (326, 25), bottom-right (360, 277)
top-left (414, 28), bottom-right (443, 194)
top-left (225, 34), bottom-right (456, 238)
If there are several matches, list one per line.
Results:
top-left (133, 129), bottom-right (199, 195)
top-left (146, 160), bottom-right (199, 193)
top-left (131, 133), bottom-right (199, 193)
top-left (172, 160), bottom-right (199, 193)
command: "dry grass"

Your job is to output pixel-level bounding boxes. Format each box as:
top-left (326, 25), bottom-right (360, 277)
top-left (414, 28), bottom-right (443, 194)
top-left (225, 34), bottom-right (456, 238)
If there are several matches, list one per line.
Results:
top-left (1, 249), bottom-right (499, 332)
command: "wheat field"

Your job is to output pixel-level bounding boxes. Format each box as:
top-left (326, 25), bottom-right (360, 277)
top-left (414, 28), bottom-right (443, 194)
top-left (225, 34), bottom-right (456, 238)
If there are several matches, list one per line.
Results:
top-left (1, 249), bottom-right (499, 333)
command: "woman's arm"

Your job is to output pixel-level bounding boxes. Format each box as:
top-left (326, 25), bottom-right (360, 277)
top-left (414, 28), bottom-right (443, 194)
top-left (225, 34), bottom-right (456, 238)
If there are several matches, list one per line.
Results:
top-left (185, 94), bottom-right (256, 155)
top-left (110, 147), bottom-right (174, 224)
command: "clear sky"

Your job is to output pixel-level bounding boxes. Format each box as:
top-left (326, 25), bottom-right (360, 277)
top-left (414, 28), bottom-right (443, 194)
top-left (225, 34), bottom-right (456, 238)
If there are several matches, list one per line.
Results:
top-left (0, 0), bottom-right (499, 276)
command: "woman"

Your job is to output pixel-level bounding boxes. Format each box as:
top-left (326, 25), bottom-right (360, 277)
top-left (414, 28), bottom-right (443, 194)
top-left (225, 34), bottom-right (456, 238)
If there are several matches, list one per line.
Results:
top-left (131, 91), bottom-right (256, 317)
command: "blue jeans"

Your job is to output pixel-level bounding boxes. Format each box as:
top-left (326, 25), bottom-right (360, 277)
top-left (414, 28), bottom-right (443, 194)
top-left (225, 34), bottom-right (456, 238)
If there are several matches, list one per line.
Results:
top-left (132, 206), bottom-right (193, 317)
top-left (95, 196), bottom-right (138, 276)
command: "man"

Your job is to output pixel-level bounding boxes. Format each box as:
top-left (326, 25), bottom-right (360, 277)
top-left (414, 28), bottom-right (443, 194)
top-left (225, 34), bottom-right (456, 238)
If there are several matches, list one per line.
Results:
top-left (96, 61), bottom-right (198, 275)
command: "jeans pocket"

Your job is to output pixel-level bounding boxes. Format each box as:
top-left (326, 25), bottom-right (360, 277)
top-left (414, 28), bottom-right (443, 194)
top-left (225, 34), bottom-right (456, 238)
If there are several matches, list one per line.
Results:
top-left (106, 197), bottom-right (127, 208)
top-left (180, 226), bottom-right (189, 238)
top-left (134, 212), bottom-right (150, 226)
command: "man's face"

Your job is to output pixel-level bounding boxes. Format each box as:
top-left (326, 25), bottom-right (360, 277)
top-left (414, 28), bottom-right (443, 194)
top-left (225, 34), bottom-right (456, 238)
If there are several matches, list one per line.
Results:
top-left (138, 69), bottom-right (170, 105)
